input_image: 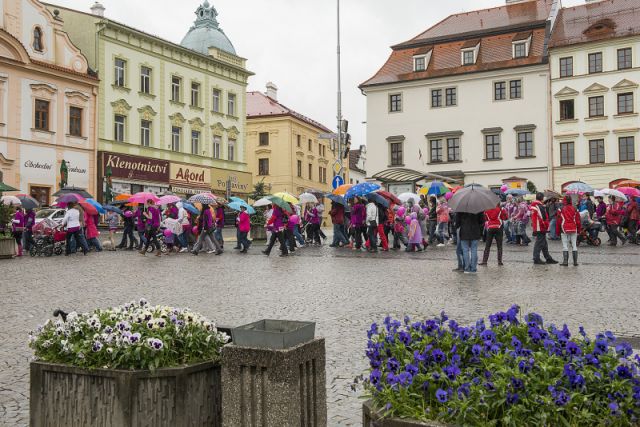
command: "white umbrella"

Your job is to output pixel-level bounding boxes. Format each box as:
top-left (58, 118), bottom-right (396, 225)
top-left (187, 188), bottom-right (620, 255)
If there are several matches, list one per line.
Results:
top-left (299, 192), bottom-right (318, 204)
top-left (600, 188), bottom-right (627, 201)
top-left (252, 197), bottom-right (272, 207)
top-left (0, 195), bottom-right (21, 206)
top-left (593, 190), bottom-right (605, 198)
top-left (398, 192), bottom-right (421, 203)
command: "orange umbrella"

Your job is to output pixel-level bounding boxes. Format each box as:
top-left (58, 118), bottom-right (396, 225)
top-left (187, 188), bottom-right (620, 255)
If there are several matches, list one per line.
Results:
top-left (333, 184), bottom-right (352, 196)
top-left (115, 193), bottom-right (131, 201)
top-left (451, 186), bottom-right (464, 194)
top-left (614, 180), bottom-right (640, 189)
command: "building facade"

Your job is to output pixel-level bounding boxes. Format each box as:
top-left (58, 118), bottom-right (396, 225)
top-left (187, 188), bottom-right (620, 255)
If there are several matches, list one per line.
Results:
top-left (0, 0), bottom-right (98, 205)
top-left (246, 83), bottom-right (348, 223)
top-left (50, 1), bottom-right (253, 201)
top-left (361, 0), bottom-right (560, 193)
top-left (549, 0), bottom-right (640, 190)
top-left (348, 145), bottom-right (367, 184)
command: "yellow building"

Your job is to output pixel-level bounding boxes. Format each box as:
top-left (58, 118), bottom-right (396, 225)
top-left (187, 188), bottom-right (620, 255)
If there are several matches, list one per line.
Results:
top-left (246, 83), bottom-right (348, 224)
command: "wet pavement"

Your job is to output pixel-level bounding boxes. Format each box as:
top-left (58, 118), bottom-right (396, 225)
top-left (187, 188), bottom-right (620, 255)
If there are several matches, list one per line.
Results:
top-left (1, 236), bottom-right (639, 426)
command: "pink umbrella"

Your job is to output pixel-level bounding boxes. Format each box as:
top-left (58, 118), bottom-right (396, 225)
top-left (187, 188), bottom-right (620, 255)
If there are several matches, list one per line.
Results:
top-left (445, 191), bottom-right (453, 201)
top-left (617, 187), bottom-right (640, 198)
top-left (129, 192), bottom-right (159, 204)
top-left (157, 195), bottom-right (181, 205)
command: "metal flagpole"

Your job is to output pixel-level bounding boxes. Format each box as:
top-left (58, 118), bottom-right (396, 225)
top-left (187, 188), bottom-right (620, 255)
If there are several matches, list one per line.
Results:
top-left (336, 0), bottom-right (343, 169)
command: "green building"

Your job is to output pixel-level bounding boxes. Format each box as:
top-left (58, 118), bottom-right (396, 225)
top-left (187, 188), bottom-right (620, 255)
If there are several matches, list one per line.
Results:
top-left (47, 1), bottom-right (254, 199)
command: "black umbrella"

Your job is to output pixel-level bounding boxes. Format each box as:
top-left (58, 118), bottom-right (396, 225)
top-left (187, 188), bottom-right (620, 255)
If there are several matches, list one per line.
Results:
top-left (365, 192), bottom-right (390, 208)
top-left (53, 186), bottom-right (93, 199)
top-left (449, 184), bottom-right (499, 214)
top-left (326, 194), bottom-right (347, 206)
top-left (16, 194), bottom-right (40, 210)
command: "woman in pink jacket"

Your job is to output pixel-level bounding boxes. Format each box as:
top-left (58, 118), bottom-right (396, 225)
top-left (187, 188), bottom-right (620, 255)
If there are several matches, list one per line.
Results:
top-left (84, 212), bottom-right (103, 252)
top-left (237, 205), bottom-right (251, 253)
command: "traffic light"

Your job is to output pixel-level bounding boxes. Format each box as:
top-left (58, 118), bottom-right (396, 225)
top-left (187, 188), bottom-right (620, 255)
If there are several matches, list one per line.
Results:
top-left (343, 133), bottom-right (351, 159)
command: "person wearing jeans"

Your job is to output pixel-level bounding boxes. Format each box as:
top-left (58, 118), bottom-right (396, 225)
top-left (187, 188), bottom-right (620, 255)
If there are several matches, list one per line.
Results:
top-left (329, 202), bottom-right (348, 247)
top-left (365, 200), bottom-right (378, 253)
top-left (62, 203), bottom-right (89, 256)
top-left (140, 200), bottom-right (162, 256)
top-left (458, 212), bottom-right (484, 273)
top-left (236, 205), bottom-right (251, 253)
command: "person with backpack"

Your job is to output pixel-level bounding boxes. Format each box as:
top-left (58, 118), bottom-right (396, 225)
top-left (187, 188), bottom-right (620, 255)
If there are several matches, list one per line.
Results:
top-left (531, 192), bottom-right (558, 265)
top-left (556, 196), bottom-right (581, 266)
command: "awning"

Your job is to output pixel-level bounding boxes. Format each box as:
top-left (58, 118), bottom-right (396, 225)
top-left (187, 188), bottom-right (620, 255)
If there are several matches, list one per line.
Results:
top-left (371, 168), bottom-right (462, 184)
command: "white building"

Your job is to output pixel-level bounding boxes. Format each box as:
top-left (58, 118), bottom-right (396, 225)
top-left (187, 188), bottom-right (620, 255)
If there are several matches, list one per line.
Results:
top-left (348, 145), bottom-right (367, 184)
top-left (549, 0), bottom-right (640, 190)
top-left (361, 0), bottom-right (560, 193)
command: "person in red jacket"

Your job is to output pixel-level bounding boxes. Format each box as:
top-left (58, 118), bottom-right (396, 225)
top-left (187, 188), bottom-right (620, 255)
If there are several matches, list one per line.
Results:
top-left (626, 197), bottom-right (639, 244)
top-left (530, 193), bottom-right (558, 265)
top-left (606, 196), bottom-right (627, 246)
top-left (479, 203), bottom-right (507, 266)
top-left (556, 196), bottom-right (582, 266)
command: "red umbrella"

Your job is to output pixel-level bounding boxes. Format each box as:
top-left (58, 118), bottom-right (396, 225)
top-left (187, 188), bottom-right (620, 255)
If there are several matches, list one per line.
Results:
top-left (78, 201), bottom-right (98, 216)
top-left (375, 190), bottom-right (401, 205)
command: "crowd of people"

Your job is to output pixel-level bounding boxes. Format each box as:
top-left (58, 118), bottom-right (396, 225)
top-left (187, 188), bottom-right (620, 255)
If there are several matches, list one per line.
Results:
top-left (6, 189), bottom-right (640, 269)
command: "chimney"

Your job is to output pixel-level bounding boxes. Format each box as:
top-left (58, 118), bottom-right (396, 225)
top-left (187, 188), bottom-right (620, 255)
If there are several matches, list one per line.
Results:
top-left (90, 1), bottom-right (105, 17)
top-left (265, 82), bottom-right (278, 101)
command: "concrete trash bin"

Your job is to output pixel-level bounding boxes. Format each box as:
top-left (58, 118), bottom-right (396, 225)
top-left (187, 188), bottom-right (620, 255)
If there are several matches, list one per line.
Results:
top-left (222, 320), bottom-right (326, 427)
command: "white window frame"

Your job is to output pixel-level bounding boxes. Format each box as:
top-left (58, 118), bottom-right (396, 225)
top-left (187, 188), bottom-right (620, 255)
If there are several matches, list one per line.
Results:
top-left (512, 36), bottom-right (531, 59)
top-left (171, 126), bottom-right (181, 152)
top-left (212, 135), bottom-right (221, 159)
top-left (140, 120), bottom-right (151, 147)
top-left (228, 93), bottom-right (236, 116)
top-left (114, 58), bottom-right (126, 87)
top-left (212, 89), bottom-right (221, 113)
top-left (140, 66), bottom-right (151, 94)
top-left (191, 82), bottom-right (200, 107)
top-left (191, 130), bottom-right (200, 154)
top-left (228, 138), bottom-right (236, 161)
top-left (171, 76), bottom-right (181, 102)
top-left (114, 115), bottom-right (126, 142)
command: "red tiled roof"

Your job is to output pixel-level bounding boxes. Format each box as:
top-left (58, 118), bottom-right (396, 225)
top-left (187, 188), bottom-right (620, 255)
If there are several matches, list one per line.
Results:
top-left (397, 0), bottom-right (554, 47)
top-left (361, 28), bottom-right (547, 88)
top-left (246, 91), bottom-right (332, 133)
top-left (550, 0), bottom-right (640, 48)
top-left (361, 0), bottom-right (552, 89)
top-left (348, 148), bottom-right (365, 174)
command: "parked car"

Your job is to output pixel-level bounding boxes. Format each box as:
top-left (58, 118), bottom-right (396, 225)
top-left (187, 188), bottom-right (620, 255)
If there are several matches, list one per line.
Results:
top-left (35, 208), bottom-right (66, 225)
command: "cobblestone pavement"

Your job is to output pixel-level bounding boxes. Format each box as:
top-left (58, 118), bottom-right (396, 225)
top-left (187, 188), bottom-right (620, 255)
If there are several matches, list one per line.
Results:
top-left (1, 237), bottom-right (639, 426)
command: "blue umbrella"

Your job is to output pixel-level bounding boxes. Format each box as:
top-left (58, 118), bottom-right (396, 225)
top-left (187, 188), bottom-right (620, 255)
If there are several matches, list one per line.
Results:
top-left (86, 198), bottom-right (106, 214)
top-left (230, 196), bottom-right (244, 203)
top-left (102, 204), bottom-right (123, 215)
top-left (365, 192), bottom-right (390, 208)
top-left (182, 202), bottom-right (200, 215)
top-left (326, 194), bottom-right (346, 206)
top-left (228, 201), bottom-right (256, 215)
top-left (345, 182), bottom-right (381, 200)
top-left (427, 181), bottom-right (448, 196)
top-left (505, 189), bottom-right (530, 196)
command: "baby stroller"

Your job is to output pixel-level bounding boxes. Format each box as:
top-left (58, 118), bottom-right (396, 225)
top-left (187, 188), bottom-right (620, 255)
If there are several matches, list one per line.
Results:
top-left (30, 219), bottom-right (66, 257)
top-left (577, 212), bottom-right (601, 247)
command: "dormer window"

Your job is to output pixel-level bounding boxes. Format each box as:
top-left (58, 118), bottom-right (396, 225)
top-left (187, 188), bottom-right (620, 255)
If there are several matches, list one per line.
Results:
top-left (460, 41), bottom-right (479, 66)
top-left (512, 33), bottom-right (532, 59)
top-left (513, 42), bottom-right (527, 59)
top-left (413, 48), bottom-right (432, 72)
top-left (33, 27), bottom-right (43, 52)
top-left (462, 50), bottom-right (475, 65)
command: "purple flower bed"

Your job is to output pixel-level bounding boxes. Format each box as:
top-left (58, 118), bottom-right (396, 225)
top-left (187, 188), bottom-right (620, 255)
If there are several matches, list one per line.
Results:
top-left (364, 306), bottom-right (640, 426)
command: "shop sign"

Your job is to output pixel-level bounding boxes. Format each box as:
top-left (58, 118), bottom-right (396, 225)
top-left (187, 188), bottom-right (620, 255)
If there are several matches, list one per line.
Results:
top-left (20, 145), bottom-right (56, 191)
top-left (102, 152), bottom-right (169, 183)
top-left (63, 150), bottom-right (90, 189)
top-left (170, 163), bottom-right (210, 188)
top-left (211, 168), bottom-right (252, 194)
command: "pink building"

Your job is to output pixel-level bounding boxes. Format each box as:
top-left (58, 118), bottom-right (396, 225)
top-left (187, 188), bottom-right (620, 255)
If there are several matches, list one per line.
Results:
top-left (0, 0), bottom-right (98, 205)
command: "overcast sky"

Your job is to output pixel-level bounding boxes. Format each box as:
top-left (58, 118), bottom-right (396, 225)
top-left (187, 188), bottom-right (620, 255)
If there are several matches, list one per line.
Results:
top-left (50, 0), bottom-right (583, 148)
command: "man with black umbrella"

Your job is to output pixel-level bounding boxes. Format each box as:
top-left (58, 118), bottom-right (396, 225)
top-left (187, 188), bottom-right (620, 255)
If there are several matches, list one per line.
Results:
top-left (531, 192), bottom-right (558, 265)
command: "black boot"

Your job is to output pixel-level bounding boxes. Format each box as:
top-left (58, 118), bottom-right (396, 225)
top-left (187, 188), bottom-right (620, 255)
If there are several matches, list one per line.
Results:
top-left (560, 251), bottom-right (569, 266)
top-left (572, 251), bottom-right (578, 266)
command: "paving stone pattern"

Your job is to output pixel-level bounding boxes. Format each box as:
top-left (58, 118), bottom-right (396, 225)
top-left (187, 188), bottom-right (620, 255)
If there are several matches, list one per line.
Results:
top-left (1, 239), bottom-right (639, 426)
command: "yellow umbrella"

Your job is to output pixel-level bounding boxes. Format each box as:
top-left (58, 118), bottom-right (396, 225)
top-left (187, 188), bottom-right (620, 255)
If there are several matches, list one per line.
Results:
top-left (418, 187), bottom-right (429, 196)
top-left (333, 184), bottom-right (352, 196)
top-left (273, 192), bottom-right (299, 204)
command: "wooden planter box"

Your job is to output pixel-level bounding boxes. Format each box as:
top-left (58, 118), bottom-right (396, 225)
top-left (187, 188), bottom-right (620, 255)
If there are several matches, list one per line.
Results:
top-left (0, 237), bottom-right (14, 259)
top-left (250, 224), bottom-right (266, 240)
top-left (363, 400), bottom-right (450, 427)
top-left (30, 361), bottom-right (221, 427)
